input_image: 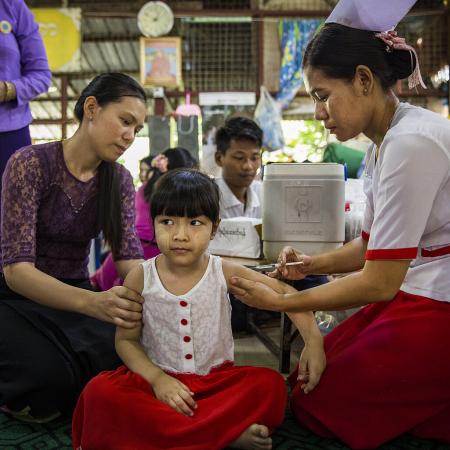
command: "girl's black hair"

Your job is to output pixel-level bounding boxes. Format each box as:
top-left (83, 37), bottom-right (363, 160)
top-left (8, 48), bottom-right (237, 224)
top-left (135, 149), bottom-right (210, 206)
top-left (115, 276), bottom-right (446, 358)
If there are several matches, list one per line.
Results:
top-left (143, 147), bottom-right (198, 203)
top-left (150, 169), bottom-right (220, 224)
top-left (303, 23), bottom-right (417, 90)
top-left (74, 73), bottom-right (146, 257)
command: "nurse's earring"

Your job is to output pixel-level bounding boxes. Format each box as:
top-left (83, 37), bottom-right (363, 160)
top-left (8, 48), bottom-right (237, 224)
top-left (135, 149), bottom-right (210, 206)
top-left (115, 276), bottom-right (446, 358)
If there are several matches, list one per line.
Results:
top-left (363, 88), bottom-right (368, 95)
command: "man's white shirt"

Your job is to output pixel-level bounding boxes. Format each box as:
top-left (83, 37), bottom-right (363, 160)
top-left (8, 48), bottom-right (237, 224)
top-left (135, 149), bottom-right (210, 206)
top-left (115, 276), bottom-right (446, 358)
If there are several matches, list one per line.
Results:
top-left (215, 177), bottom-right (262, 219)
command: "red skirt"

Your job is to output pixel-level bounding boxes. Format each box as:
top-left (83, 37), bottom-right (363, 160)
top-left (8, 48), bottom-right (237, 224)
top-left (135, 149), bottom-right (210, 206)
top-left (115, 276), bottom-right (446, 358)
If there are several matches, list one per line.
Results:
top-left (72, 362), bottom-right (286, 450)
top-left (288, 291), bottom-right (450, 449)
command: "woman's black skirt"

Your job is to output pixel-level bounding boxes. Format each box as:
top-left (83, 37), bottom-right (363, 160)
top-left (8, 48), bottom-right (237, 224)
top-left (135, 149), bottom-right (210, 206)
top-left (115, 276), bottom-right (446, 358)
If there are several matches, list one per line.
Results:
top-left (0, 276), bottom-right (121, 415)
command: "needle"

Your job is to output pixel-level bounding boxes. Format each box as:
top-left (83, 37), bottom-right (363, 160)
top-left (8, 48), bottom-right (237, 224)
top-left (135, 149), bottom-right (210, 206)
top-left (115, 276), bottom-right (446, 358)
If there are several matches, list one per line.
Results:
top-left (279, 261), bottom-right (305, 267)
top-left (253, 261), bottom-right (304, 271)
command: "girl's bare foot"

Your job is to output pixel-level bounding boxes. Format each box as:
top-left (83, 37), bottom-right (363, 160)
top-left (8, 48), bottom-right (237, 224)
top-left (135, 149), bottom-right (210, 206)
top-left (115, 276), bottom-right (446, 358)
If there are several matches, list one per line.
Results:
top-left (230, 424), bottom-right (272, 450)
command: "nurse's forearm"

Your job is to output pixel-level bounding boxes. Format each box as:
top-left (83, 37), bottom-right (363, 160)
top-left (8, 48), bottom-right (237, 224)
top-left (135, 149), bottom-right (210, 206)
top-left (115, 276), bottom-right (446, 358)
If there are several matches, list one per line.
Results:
top-left (280, 272), bottom-right (383, 312)
top-left (309, 237), bottom-right (367, 275)
top-left (279, 258), bottom-right (409, 312)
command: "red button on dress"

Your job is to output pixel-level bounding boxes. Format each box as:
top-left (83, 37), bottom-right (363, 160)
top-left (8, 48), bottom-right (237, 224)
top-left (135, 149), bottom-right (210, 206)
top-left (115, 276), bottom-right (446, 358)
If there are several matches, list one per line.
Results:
top-left (185, 354), bottom-right (193, 360)
top-left (181, 319), bottom-right (188, 325)
top-left (183, 336), bottom-right (191, 343)
top-left (180, 300), bottom-right (188, 307)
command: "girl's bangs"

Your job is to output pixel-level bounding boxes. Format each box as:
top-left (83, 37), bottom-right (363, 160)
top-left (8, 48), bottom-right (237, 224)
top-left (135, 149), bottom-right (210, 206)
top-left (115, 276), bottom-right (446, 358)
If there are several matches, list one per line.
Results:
top-left (151, 173), bottom-right (219, 223)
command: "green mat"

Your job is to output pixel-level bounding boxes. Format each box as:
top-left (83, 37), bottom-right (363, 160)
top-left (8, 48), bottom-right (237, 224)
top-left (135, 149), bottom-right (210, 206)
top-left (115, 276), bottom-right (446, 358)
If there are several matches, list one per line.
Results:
top-left (1, 410), bottom-right (447, 450)
top-left (0, 412), bottom-right (72, 449)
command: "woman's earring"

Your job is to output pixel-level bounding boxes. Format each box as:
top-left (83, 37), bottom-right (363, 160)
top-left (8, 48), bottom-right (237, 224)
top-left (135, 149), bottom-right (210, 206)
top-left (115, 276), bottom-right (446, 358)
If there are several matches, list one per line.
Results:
top-left (363, 88), bottom-right (368, 95)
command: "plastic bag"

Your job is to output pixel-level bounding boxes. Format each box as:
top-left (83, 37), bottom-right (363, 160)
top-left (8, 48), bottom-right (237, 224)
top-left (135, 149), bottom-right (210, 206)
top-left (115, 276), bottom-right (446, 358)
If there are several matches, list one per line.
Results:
top-left (254, 86), bottom-right (285, 151)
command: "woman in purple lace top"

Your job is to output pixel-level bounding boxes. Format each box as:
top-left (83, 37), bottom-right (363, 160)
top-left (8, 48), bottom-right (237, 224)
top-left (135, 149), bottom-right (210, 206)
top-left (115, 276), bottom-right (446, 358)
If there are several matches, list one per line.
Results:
top-left (0, 73), bottom-right (146, 422)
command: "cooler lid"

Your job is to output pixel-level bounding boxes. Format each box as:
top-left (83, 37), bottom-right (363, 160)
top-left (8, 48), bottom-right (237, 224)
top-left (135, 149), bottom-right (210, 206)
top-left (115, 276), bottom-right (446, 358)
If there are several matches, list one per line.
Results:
top-left (264, 163), bottom-right (345, 178)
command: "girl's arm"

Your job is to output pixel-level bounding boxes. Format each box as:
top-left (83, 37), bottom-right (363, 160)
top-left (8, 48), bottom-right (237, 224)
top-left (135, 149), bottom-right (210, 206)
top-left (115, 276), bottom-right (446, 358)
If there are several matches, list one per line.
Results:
top-left (222, 260), bottom-right (325, 392)
top-left (3, 262), bottom-right (143, 328)
top-left (223, 260), bottom-right (320, 338)
top-left (116, 265), bottom-right (197, 416)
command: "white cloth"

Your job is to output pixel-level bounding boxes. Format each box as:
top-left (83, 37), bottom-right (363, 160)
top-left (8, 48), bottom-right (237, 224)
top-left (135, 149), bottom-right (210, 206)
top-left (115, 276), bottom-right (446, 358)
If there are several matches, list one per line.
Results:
top-left (362, 102), bottom-right (450, 302)
top-left (140, 255), bottom-right (234, 375)
top-left (215, 177), bottom-right (262, 219)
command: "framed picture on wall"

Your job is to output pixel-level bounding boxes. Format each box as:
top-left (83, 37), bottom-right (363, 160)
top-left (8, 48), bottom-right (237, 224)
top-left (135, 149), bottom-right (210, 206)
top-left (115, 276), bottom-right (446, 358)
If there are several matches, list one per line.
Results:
top-left (140, 37), bottom-right (182, 88)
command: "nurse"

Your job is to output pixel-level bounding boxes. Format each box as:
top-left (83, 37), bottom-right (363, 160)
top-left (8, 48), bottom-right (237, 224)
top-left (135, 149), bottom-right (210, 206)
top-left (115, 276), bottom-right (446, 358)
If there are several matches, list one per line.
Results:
top-left (229, 0), bottom-right (450, 448)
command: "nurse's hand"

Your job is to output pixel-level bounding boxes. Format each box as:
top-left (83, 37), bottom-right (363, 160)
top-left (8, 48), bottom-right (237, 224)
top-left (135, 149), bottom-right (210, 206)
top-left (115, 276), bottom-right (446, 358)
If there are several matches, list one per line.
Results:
top-left (268, 246), bottom-right (313, 280)
top-left (229, 276), bottom-right (285, 311)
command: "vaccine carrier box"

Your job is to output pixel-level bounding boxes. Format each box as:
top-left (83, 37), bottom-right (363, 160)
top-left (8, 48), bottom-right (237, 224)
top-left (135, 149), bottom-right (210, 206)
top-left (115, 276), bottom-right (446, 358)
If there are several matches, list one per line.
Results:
top-left (263, 163), bottom-right (345, 261)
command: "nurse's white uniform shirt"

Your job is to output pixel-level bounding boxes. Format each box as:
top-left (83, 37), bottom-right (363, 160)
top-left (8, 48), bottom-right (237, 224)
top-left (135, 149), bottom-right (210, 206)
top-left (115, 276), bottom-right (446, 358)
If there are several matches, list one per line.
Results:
top-left (362, 102), bottom-right (450, 302)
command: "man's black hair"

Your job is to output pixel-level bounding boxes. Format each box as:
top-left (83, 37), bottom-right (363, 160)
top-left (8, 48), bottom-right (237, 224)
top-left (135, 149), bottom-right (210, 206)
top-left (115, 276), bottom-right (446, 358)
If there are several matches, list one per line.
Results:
top-left (215, 116), bottom-right (263, 154)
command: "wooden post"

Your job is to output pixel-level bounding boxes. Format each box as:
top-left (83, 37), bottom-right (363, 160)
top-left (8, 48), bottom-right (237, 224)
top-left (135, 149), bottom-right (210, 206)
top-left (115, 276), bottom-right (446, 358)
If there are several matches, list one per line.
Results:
top-left (61, 75), bottom-right (68, 140)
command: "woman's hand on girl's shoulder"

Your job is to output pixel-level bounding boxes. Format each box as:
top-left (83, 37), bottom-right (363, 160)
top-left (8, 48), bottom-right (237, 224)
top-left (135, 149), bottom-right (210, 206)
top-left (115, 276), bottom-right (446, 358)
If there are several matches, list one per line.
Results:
top-left (85, 264), bottom-right (144, 327)
top-left (152, 372), bottom-right (197, 416)
top-left (93, 286), bottom-right (144, 328)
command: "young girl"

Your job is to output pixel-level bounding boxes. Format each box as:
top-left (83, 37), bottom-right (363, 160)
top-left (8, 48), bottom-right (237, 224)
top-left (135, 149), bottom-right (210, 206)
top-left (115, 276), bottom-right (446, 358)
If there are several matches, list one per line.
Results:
top-left (72, 169), bottom-right (325, 450)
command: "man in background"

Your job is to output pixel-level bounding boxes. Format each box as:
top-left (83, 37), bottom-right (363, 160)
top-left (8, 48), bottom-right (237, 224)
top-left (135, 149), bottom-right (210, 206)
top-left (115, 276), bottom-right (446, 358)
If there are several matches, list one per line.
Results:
top-left (214, 117), bottom-right (263, 219)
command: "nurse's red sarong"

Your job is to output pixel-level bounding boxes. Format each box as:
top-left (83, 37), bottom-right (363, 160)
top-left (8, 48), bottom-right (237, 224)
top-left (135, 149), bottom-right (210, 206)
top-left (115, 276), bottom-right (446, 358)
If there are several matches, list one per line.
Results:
top-left (73, 362), bottom-right (286, 450)
top-left (289, 291), bottom-right (450, 449)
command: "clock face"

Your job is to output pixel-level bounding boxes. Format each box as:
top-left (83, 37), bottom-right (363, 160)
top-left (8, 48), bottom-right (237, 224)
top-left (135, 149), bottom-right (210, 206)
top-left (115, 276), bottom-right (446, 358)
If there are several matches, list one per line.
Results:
top-left (137, 1), bottom-right (174, 37)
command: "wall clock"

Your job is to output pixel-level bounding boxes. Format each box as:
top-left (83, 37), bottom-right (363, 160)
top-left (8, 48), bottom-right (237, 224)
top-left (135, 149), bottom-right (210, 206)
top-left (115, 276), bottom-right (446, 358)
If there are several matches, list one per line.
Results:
top-left (137, 1), bottom-right (174, 37)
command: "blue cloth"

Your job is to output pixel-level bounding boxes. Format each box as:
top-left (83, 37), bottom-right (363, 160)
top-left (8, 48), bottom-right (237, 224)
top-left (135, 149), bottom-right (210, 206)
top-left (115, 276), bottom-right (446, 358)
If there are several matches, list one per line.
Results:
top-left (0, 0), bottom-right (51, 132)
top-left (276, 19), bottom-right (323, 109)
top-left (293, 275), bottom-right (328, 291)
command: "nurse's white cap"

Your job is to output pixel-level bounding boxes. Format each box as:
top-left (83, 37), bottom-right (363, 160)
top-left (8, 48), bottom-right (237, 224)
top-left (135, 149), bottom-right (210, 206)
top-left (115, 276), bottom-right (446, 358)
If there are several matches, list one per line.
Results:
top-left (325, 0), bottom-right (417, 32)
top-left (324, 0), bottom-right (426, 89)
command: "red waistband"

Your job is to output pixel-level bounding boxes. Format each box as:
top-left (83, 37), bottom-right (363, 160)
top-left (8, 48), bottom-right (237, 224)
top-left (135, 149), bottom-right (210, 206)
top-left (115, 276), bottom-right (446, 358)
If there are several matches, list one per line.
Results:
top-left (421, 245), bottom-right (450, 257)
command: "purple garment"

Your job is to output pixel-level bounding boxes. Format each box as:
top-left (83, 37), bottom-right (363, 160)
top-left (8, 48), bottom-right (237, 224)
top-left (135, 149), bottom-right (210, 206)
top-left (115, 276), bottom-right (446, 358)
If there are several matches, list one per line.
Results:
top-left (0, 141), bottom-right (143, 279)
top-left (90, 243), bottom-right (160, 291)
top-left (0, 0), bottom-right (51, 132)
top-left (135, 183), bottom-right (154, 242)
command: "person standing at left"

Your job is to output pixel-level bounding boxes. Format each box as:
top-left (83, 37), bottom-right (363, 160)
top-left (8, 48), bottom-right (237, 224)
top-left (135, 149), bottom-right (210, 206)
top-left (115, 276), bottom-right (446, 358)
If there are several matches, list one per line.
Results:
top-left (0, 0), bottom-right (51, 181)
